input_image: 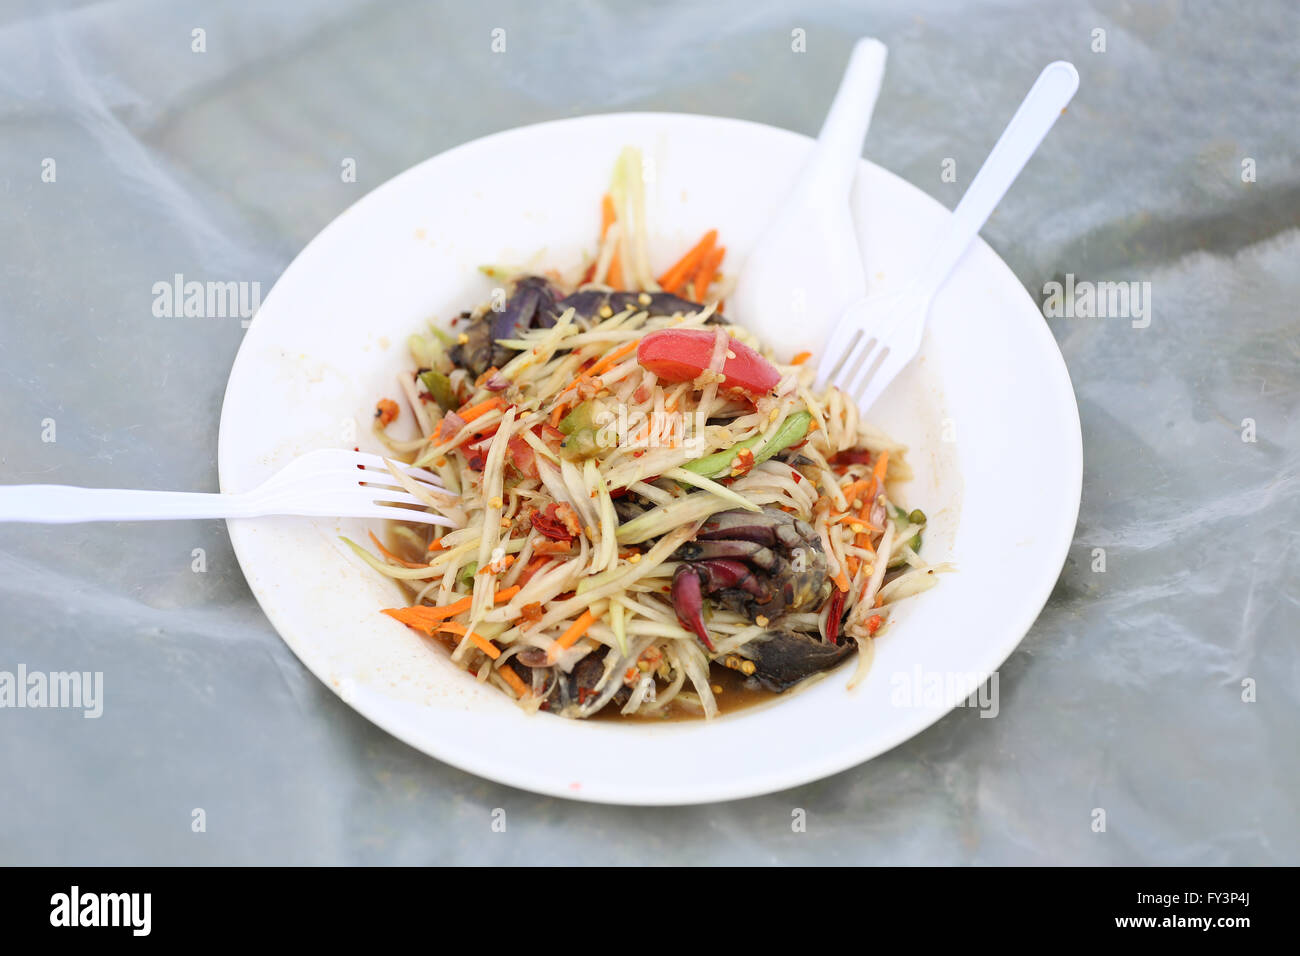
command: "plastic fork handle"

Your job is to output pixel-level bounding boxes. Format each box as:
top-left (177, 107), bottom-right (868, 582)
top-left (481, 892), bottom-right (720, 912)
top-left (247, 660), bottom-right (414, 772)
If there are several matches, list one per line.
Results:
top-left (799, 38), bottom-right (888, 201)
top-left (0, 485), bottom-right (252, 523)
top-left (917, 61), bottom-right (1079, 295)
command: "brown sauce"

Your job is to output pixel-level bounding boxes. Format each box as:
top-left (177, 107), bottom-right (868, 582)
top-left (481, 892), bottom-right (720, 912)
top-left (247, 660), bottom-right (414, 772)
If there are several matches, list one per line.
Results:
top-left (589, 658), bottom-right (778, 722)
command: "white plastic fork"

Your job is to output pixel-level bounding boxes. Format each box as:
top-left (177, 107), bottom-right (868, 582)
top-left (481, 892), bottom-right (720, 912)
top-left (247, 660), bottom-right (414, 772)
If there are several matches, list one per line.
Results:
top-left (815, 61), bottom-right (1080, 408)
top-left (729, 37), bottom-right (888, 362)
top-left (0, 449), bottom-right (455, 527)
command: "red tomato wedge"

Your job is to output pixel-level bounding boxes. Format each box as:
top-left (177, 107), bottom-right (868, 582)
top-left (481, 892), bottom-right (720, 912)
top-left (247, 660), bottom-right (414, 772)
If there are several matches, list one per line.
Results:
top-left (636, 329), bottom-right (780, 397)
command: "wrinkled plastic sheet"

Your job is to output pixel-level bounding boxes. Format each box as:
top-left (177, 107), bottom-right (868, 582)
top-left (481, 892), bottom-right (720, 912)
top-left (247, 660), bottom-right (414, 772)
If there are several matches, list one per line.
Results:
top-left (1, 0), bottom-right (1296, 864)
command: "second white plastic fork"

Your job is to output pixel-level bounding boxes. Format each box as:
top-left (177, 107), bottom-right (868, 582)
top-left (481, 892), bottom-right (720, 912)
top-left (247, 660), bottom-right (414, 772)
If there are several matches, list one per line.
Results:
top-left (0, 449), bottom-right (455, 526)
top-left (815, 61), bottom-right (1080, 408)
top-left (729, 37), bottom-right (889, 362)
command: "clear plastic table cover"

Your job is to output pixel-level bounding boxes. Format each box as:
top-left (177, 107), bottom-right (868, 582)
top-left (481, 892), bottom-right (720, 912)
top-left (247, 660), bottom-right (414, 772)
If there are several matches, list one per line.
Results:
top-left (1, 0), bottom-right (1296, 864)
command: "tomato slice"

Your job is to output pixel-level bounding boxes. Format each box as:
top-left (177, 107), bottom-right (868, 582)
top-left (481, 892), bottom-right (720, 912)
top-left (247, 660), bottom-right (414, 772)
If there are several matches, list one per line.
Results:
top-left (635, 329), bottom-right (779, 397)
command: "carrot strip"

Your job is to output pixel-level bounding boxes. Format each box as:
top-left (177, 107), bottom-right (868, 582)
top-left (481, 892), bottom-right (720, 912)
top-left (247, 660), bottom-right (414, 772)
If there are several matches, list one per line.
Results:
top-left (477, 554), bottom-right (515, 574)
top-left (600, 193), bottom-right (617, 238)
top-left (839, 479), bottom-right (872, 507)
top-left (382, 586), bottom-right (521, 634)
top-left (497, 665), bottom-right (530, 698)
top-left (657, 230), bottom-right (717, 292)
top-left (831, 513), bottom-right (882, 530)
top-left (854, 452), bottom-right (890, 553)
top-left (583, 194), bottom-right (620, 283)
top-left (383, 603), bottom-right (476, 633)
top-left (692, 244), bottom-right (725, 301)
top-left (368, 531), bottom-right (429, 569)
top-left (853, 455), bottom-right (889, 555)
top-left (436, 622), bottom-right (501, 659)
top-left (430, 396), bottom-right (502, 442)
top-left (854, 500), bottom-right (876, 553)
top-left (843, 478), bottom-right (872, 497)
top-left (548, 609), bottom-right (598, 662)
top-left (426, 536), bottom-right (447, 552)
top-left (588, 340), bottom-right (639, 377)
top-left (790, 350), bottom-right (812, 366)
top-left (425, 595), bottom-right (469, 617)
top-left (561, 346), bottom-right (632, 399)
top-left (832, 567), bottom-right (851, 593)
top-left (458, 396), bottom-right (504, 423)
top-left (872, 449), bottom-right (890, 486)
top-left (557, 340), bottom-right (638, 399)
top-left (607, 245), bottom-right (624, 290)
top-left (532, 538), bottom-right (573, 555)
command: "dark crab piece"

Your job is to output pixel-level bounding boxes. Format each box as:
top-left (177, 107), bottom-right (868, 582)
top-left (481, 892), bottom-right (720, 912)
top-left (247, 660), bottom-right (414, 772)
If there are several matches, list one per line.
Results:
top-left (613, 497), bottom-right (652, 523)
top-left (450, 275), bottom-right (558, 377)
top-left (735, 629), bottom-right (857, 692)
top-left (774, 450), bottom-right (818, 469)
top-left (450, 281), bottom-right (719, 379)
top-left (554, 289), bottom-right (724, 322)
top-left (522, 647), bottom-right (630, 717)
top-left (669, 507), bottom-right (829, 651)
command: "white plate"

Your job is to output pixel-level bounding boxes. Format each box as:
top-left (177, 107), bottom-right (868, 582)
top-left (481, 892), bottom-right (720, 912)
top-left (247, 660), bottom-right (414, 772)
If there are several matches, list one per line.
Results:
top-left (218, 113), bottom-right (1081, 805)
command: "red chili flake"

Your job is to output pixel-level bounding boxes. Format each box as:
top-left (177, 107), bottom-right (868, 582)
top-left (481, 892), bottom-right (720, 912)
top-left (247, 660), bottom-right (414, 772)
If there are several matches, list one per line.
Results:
top-left (530, 505), bottom-right (573, 540)
top-left (867, 614), bottom-right (884, 636)
top-left (829, 448), bottom-right (872, 466)
top-left (791, 471), bottom-right (803, 483)
top-left (824, 587), bottom-right (847, 645)
top-left (552, 502), bottom-right (582, 537)
top-left (729, 447), bottom-right (756, 477)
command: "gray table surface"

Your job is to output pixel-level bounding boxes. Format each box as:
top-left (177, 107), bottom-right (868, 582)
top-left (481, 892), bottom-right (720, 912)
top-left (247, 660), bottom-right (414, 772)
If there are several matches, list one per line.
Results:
top-left (2, 0), bottom-right (1296, 865)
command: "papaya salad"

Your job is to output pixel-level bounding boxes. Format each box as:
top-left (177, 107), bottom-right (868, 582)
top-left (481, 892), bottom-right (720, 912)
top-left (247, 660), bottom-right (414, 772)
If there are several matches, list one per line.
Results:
top-left (350, 148), bottom-right (943, 720)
